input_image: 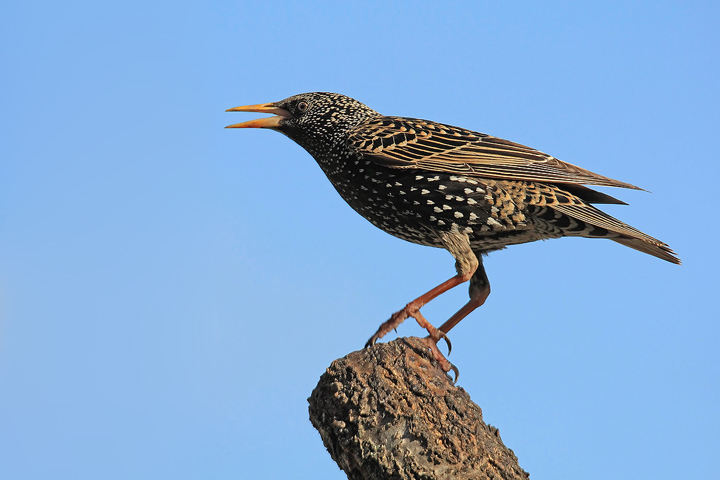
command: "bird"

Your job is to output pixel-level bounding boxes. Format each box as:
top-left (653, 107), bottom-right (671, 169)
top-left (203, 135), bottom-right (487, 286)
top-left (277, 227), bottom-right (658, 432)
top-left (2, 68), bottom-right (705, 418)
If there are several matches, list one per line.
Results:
top-left (226, 92), bottom-right (680, 378)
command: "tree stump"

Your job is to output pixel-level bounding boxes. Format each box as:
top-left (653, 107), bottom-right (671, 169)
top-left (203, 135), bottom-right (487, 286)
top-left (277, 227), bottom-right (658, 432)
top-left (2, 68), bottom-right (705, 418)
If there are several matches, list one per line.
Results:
top-left (308, 337), bottom-right (528, 480)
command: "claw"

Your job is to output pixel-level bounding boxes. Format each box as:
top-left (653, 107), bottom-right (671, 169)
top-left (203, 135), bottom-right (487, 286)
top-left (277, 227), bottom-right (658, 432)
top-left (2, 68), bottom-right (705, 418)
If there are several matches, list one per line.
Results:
top-left (365, 306), bottom-right (413, 350)
top-left (364, 304), bottom-right (451, 370)
top-left (437, 330), bottom-right (452, 355)
top-left (448, 363), bottom-right (460, 384)
top-left (420, 336), bottom-right (460, 383)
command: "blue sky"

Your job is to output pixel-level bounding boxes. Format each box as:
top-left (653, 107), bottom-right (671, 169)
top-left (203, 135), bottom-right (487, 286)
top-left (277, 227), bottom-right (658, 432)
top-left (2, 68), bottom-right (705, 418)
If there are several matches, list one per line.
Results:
top-left (1, 1), bottom-right (718, 479)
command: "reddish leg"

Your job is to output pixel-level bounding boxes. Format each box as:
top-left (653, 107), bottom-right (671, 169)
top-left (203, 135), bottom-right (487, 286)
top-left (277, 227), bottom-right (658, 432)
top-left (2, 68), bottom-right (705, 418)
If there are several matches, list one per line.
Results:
top-left (364, 270), bottom-right (474, 348)
top-left (365, 232), bottom-right (483, 379)
top-left (439, 260), bottom-right (490, 334)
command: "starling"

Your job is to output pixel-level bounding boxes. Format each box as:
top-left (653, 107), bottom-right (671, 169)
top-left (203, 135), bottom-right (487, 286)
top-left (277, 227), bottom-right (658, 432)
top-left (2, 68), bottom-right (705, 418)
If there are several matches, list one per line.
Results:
top-left (226, 92), bottom-right (680, 377)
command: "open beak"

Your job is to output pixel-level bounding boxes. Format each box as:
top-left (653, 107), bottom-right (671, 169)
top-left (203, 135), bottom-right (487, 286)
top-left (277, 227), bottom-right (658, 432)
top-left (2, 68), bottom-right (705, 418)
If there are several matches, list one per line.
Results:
top-left (225, 102), bottom-right (291, 129)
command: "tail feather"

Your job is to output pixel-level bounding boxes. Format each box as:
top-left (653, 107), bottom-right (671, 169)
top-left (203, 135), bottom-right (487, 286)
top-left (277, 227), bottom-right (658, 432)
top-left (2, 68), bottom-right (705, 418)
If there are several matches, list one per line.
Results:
top-left (611, 236), bottom-right (681, 264)
top-left (548, 198), bottom-right (681, 265)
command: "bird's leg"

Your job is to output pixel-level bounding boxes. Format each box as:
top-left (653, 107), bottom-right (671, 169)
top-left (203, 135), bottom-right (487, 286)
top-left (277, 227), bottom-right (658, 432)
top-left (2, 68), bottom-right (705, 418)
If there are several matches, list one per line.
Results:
top-left (427, 258), bottom-right (490, 383)
top-left (438, 258), bottom-right (491, 334)
top-left (365, 232), bottom-right (478, 378)
top-left (364, 272), bottom-right (473, 347)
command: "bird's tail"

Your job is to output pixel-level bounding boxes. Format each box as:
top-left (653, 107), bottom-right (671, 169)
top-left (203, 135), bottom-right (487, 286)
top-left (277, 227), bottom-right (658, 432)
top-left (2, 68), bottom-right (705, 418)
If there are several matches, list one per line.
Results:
top-left (547, 200), bottom-right (681, 265)
top-left (611, 236), bottom-right (681, 265)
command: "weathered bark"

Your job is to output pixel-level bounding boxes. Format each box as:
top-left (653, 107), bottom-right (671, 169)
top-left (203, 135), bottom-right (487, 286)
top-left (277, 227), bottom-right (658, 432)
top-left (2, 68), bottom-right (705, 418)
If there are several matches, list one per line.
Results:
top-left (308, 337), bottom-right (528, 480)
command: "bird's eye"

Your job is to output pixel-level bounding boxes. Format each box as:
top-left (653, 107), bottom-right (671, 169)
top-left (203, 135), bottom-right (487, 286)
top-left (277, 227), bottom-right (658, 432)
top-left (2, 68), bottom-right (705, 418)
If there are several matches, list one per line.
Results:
top-left (297, 101), bottom-right (309, 113)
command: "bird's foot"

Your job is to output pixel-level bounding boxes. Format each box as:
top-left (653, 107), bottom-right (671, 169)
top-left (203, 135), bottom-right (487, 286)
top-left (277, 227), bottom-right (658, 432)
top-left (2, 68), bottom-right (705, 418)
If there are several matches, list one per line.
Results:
top-left (414, 309), bottom-right (458, 382)
top-left (420, 335), bottom-right (459, 384)
top-left (365, 303), bottom-right (452, 354)
top-left (365, 305), bottom-right (458, 383)
top-left (365, 306), bottom-right (411, 347)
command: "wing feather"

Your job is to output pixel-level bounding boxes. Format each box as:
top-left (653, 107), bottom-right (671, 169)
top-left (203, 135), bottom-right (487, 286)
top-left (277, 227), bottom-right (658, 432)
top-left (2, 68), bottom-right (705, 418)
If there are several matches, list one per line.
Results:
top-left (348, 116), bottom-right (642, 190)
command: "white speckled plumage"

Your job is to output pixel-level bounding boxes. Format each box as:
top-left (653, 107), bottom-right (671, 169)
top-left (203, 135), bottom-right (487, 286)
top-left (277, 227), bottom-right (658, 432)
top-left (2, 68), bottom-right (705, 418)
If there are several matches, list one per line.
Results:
top-left (226, 92), bottom-right (680, 376)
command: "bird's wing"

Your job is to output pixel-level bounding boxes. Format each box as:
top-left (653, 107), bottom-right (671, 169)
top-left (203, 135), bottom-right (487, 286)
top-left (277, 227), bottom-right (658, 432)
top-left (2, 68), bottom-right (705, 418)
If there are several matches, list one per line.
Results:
top-left (347, 116), bottom-right (642, 190)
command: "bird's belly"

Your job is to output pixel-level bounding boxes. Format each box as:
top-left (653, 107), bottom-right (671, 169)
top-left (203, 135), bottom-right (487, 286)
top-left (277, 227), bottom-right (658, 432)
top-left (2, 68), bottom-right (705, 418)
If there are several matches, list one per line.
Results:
top-left (325, 167), bottom-right (559, 251)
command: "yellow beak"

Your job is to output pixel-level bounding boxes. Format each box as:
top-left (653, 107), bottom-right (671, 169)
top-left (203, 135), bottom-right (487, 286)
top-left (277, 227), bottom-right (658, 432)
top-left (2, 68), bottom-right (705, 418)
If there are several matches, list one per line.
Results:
top-left (225, 102), bottom-right (291, 129)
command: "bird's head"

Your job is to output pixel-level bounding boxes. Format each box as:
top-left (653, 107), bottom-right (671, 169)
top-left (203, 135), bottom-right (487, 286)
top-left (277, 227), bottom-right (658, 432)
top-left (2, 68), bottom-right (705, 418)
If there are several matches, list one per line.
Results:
top-left (226, 92), bottom-right (380, 155)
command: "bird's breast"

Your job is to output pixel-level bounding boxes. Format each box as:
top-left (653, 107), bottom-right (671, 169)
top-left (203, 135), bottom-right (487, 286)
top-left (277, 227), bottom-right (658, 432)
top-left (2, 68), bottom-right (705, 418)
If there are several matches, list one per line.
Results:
top-left (312, 149), bottom-right (552, 250)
